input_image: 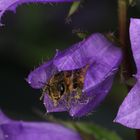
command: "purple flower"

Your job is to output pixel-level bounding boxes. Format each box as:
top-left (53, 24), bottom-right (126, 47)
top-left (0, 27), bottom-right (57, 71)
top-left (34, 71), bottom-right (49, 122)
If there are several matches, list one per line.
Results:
top-left (0, 0), bottom-right (79, 25)
top-left (0, 110), bottom-right (82, 140)
top-left (27, 33), bottom-right (122, 117)
top-left (114, 18), bottom-right (140, 129)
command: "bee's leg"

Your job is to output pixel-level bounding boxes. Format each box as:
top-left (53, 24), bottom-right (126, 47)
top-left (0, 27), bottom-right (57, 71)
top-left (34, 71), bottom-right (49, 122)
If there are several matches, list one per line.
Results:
top-left (53, 99), bottom-right (59, 107)
top-left (40, 86), bottom-right (48, 100)
top-left (74, 88), bottom-right (82, 100)
top-left (40, 90), bottom-right (46, 100)
top-left (39, 93), bottom-right (44, 101)
top-left (65, 92), bottom-right (71, 109)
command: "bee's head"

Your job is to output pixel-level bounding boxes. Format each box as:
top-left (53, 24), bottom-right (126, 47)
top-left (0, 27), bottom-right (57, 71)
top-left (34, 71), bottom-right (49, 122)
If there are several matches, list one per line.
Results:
top-left (50, 81), bottom-right (66, 97)
top-left (42, 72), bottom-right (67, 106)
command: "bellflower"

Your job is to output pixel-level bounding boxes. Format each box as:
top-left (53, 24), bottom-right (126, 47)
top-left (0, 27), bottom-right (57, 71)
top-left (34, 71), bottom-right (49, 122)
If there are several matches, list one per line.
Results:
top-left (27, 33), bottom-right (122, 117)
top-left (0, 0), bottom-right (78, 24)
top-left (0, 110), bottom-right (82, 140)
top-left (114, 18), bottom-right (140, 129)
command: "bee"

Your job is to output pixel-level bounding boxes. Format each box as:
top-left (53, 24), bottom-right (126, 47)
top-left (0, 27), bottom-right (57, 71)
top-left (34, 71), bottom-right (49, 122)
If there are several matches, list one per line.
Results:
top-left (41, 64), bottom-right (89, 107)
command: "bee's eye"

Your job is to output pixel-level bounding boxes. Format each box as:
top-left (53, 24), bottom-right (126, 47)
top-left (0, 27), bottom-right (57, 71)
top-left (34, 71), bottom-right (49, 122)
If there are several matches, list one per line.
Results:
top-left (57, 82), bottom-right (65, 96)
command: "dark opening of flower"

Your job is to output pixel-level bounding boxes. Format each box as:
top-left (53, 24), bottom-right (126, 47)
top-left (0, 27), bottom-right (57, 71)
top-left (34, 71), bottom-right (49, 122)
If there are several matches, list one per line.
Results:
top-left (27, 33), bottom-right (122, 117)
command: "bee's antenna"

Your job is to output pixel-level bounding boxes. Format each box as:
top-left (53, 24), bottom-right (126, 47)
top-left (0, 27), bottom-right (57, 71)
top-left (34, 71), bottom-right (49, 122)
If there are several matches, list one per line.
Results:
top-left (39, 82), bottom-right (51, 100)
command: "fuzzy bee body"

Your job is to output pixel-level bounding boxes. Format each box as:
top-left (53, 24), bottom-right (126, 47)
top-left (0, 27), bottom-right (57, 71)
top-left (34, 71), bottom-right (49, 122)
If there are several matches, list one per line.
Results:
top-left (42, 65), bottom-right (89, 106)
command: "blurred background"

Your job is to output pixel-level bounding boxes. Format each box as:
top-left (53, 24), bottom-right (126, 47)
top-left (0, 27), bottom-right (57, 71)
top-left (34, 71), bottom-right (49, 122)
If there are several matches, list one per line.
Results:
top-left (0, 0), bottom-right (140, 139)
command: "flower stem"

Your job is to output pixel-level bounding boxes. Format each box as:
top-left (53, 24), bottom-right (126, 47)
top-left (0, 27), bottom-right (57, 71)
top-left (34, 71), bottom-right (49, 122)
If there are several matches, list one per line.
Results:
top-left (136, 130), bottom-right (140, 140)
top-left (118, 0), bottom-right (133, 82)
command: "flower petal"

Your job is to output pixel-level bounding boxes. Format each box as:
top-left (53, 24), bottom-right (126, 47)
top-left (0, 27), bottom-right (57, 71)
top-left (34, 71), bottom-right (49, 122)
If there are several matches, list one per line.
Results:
top-left (54, 33), bottom-right (122, 92)
top-left (27, 60), bottom-right (57, 89)
top-left (0, 112), bottom-right (81, 140)
top-left (0, 110), bottom-right (11, 125)
top-left (44, 94), bottom-right (68, 112)
top-left (114, 82), bottom-right (140, 129)
top-left (130, 18), bottom-right (140, 76)
top-left (27, 33), bottom-right (122, 117)
top-left (1, 122), bottom-right (81, 140)
top-left (0, 0), bottom-right (79, 24)
top-left (114, 18), bottom-right (140, 129)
